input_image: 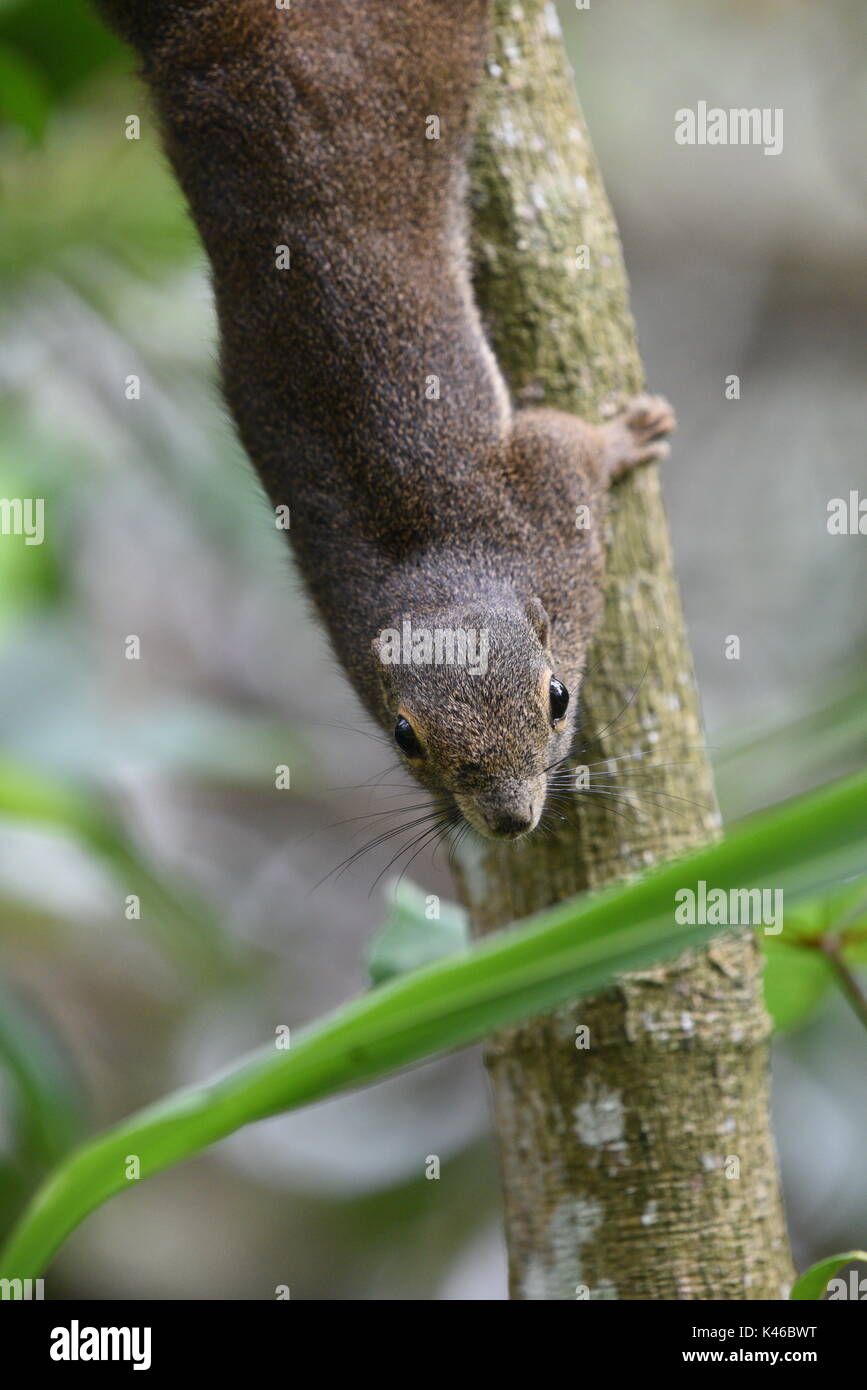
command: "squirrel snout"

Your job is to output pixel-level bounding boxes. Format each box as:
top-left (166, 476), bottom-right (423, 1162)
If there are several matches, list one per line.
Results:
top-left (488, 808), bottom-right (535, 839)
top-left (455, 779), bottom-right (546, 841)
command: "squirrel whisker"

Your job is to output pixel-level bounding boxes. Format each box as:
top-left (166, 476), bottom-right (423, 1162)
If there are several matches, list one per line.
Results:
top-left (311, 809), bottom-right (452, 892)
top-left (369, 811), bottom-right (462, 898)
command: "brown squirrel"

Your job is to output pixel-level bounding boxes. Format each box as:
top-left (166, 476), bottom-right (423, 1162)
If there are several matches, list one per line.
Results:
top-left (95, 0), bottom-right (675, 841)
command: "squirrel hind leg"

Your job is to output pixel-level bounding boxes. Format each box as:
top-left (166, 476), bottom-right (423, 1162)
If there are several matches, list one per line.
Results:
top-left (602, 393), bottom-right (677, 480)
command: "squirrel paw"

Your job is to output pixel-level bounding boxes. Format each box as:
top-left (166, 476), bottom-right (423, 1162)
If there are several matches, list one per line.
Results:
top-left (605, 393), bottom-right (677, 478)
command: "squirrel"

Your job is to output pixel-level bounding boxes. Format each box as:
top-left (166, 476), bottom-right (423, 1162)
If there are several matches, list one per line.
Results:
top-left (95, 0), bottom-right (675, 841)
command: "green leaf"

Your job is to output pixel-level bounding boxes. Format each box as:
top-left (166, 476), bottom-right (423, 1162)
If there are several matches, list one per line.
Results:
top-left (0, 985), bottom-right (84, 1169)
top-left (366, 879), bottom-right (468, 985)
top-left (761, 941), bottom-right (833, 1033)
top-left (760, 879), bottom-right (867, 1031)
top-left (0, 758), bottom-right (110, 847)
top-left (0, 0), bottom-right (125, 100)
top-left (1, 766), bottom-right (866, 1279)
top-left (0, 43), bottom-right (48, 140)
top-left (790, 1252), bottom-right (867, 1300)
top-left (839, 886), bottom-right (867, 963)
top-left (0, 986), bottom-right (85, 1242)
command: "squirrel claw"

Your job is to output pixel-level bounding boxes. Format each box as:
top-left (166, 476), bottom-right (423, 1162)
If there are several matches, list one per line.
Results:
top-left (605, 393), bottom-right (677, 478)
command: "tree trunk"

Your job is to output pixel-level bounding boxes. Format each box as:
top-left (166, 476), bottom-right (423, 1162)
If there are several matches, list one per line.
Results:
top-left (454, 0), bottom-right (794, 1301)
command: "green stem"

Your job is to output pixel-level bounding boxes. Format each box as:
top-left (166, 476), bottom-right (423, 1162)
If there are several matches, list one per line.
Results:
top-left (822, 938), bottom-right (867, 1035)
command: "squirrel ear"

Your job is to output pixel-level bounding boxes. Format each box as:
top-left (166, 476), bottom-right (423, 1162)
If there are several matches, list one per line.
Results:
top-left (525, 597), bottom-right (550, 651)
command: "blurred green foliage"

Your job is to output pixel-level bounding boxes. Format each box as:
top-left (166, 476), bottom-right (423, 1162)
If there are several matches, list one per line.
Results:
top-left (0, 0), bottom-right (278, 1247)
top-left (762, 883), bottom-right (867, 1033)
top-left (1, 0), bottom-right (193, 285)
top-left (0, 983), bottom-right (85, 1238)
top-left (366, 879), bottom-right (469, 986)
top-left (0, 0), bottom-right (123, 106)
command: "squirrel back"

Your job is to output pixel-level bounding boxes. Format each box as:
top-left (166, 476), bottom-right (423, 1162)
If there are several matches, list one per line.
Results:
top-left (95, 0), bottom-right (675, 840)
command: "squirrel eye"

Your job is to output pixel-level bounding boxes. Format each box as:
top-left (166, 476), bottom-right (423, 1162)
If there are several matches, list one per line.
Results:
top-left (549, 677), bottom-right (569, 723)
top-left (394, 716), bottom-right (423, 758)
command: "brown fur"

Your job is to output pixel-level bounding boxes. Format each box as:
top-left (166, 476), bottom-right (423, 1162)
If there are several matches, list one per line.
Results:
top-left (95, 0), bottom-right (675, 839)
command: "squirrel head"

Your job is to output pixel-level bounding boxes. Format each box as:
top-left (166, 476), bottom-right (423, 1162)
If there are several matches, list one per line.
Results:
top-left (372, 599), bottom-right (575, 840)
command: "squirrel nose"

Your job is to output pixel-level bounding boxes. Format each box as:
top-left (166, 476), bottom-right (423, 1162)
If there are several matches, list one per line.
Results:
top-left (489, 808), bottom-right (534, 838)
top-left (457, 783), bottom-right (543, 841)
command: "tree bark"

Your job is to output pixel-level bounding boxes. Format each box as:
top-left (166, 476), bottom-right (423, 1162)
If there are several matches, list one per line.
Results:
top-left (454, 1), bottom-right (794, 1300)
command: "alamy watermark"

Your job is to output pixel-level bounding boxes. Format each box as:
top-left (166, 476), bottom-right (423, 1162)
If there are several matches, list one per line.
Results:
top-left (675, 880), bottom-right (783, 935)
top-left (675, 102), bottom-right (783, 157)
top-left (0, 497), bottom-right (44, 545)
top-left (0, 1277), bottom-right (44, 1299)
top-left (827, 490), bottom-right (866, 534)
top-left (50, 1322), bottom-right (151, 1371)
top-left (376, 617), bottom-right (490, 675)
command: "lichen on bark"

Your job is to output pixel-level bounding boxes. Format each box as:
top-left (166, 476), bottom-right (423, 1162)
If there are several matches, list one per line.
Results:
top-left (454, 0), bottom-right (794, 1300)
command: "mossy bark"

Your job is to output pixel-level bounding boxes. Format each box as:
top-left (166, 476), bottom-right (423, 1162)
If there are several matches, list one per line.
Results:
top-left (455, 0), bottom-right (794, 1300)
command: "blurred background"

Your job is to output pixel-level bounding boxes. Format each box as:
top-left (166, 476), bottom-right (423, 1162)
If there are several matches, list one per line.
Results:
top-left (0, 0), bottom-right (865, 1299)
